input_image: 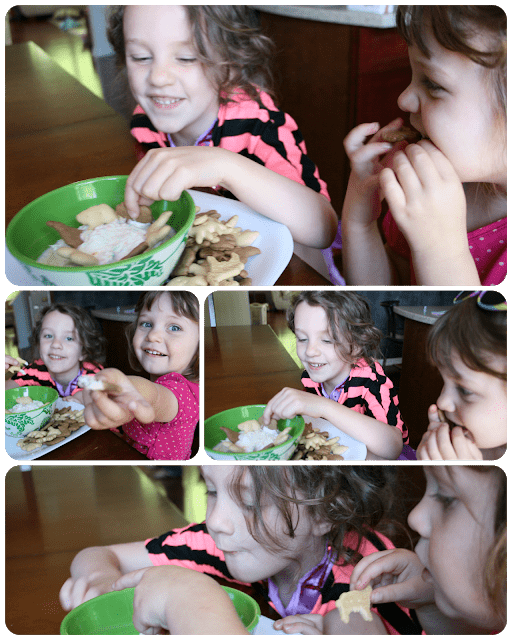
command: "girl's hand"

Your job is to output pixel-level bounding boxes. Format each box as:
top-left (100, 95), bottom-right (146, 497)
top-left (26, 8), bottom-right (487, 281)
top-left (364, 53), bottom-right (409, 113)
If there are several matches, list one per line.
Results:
top-left (83, 369), bottom-right (155, 430)
top-left (417, 422), bottom-right (483, 461)
top-left (379, 141), bottom-right (472, 282)
top-left (261, 388), bottom-right (325, 425)
top-left (350, 549), bottom-right (434, 610)
top-left (5, 355), bottom-right (19, 370)
top-left (125, 147), bottom-right (227, 218)
top-left (59, 570), bottom-right (121, 611)
top-left (112, 566), bottom-right (247, 635)
top-left (343, 119), bottom-right (405, 227)
top-left (274, 614), bottom-right (323, 635)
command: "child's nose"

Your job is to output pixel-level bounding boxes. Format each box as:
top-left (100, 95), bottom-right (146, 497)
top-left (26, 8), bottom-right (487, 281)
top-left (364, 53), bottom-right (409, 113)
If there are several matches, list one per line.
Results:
top-left (305, 339), bottom-right (320, 357)
top-left (436, 386), bottom-right (455, 413)
top-left (206, 501), bottom-right (235, 537)
top-left (149, 61), bottom-right (177, 87)
top-left (397, 82), bottom-right (419, 114)
top-left (147, 326), bottom-right (163, 342)
top-left (407, 497), bottom-right (430, 538)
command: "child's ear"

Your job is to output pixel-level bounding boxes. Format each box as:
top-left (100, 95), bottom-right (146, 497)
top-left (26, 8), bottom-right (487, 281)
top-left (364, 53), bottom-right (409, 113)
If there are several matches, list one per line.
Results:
top-left (311, 517), bottom-right (332, 538)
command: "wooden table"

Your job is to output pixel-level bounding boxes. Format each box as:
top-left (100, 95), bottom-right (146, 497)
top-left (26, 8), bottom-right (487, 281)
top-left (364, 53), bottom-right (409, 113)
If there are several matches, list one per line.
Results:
top-left (5, 41), bottom-right (330, 286)
top-left (5, 466), bottom-right (188, 634)
top-left (31, 428), bottom-right (147, 460)
top-left (394, 306), bottom-right (450, 449)
top-left (205, 325), bottom-right (302, 417)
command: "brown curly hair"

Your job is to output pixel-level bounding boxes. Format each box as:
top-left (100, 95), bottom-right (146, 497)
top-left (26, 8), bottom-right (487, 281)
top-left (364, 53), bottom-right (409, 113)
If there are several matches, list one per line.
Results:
top-left (107, 5), bottom-right (275, 105)
top-left (287, 291), bottom-right (382, 366)
top-left (227, 466), bottom-right (403, 575)
top-left (427, 294), bottom-right (506, 382)
top-left (125, 291), bottom-right (199, 381)
top-left (396, 6), bottom-right (506, 121)
top-left (33, 303), bottom-right (106, 366)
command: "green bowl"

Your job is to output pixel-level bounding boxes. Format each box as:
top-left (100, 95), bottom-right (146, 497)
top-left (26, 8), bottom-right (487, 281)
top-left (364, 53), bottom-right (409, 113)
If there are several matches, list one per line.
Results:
top-left (205, 404), bottom-right (305, 460)
top-left (6, 176), bottom-right (195, 286)
top-left (60, 586), bottom-right (260, 634)
top-left (5, 386), bottom-right (59, 437)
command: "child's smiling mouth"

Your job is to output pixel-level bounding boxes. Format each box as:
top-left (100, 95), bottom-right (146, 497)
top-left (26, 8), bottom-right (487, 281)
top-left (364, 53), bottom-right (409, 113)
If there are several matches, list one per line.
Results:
top-left (143, 348), bottom-right (167, 357)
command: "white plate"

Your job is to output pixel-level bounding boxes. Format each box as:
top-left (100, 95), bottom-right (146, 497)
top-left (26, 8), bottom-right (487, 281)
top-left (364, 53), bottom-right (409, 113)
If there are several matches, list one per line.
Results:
top-left (5, 190), bottom-right (294, 286)
top-left (302, 415), bottom-right (367, 461)
top-left (187, 190), bottom-right (294, 286)
top-left (5, 398), bottom-right (90, 461)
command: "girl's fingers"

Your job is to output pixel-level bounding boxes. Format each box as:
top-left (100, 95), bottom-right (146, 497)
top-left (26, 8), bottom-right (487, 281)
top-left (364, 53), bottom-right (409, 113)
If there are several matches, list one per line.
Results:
top-left (112, 568), bottom-right (148, 592)
top-left (344, 122), bottom-right (381, 154)
top-left (379, 167), bottom-right (406, 212)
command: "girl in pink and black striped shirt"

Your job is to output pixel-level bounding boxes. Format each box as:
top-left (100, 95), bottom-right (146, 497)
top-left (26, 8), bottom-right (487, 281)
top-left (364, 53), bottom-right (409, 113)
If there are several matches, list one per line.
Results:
top-left (262, 291), bottom-right (410, 460)
top-left (106, 5), bottom-right (336, 249)
top-left (5, 302), bottom-right (105, 405)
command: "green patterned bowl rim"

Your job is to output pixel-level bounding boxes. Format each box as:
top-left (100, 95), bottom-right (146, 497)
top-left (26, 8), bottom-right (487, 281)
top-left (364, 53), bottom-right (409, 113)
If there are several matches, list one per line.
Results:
top-left (6, 176), bottom-right (195, 271)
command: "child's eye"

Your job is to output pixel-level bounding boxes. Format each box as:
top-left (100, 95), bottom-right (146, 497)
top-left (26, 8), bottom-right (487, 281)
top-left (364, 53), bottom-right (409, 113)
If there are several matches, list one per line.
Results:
top-left (433, 492), bottom-right (456, 509)
top-left (177, 57), bottom-right (197, 64)
top-left (296, 338), bottom-right (307, 343)
top-left (139, 321), bottom-right (152, 328)
top-left (42, 333), bottom-right (52, 339)
top-left (456, 385), bottom-right (474, 400)
top-left (205, 489), bottom-right (217, 499)
top-left (421, 76), bottom-right (445, 95)
top-left (65, 336), bottom-right (74, 341)
top-left (129, 55), bottom-right (152, 63)
top-left (168, 325), bottom-right (181, 332)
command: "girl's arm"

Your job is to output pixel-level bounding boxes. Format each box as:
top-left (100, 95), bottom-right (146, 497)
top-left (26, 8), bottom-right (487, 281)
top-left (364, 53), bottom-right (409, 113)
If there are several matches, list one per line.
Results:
top-left (341, 120), bottom-right (408, 285)
top-left (83, 369), bottom-right (178, 430)
top-left (59, 541), bottom-right (151, 611)
top-left (124, 146), bottom-right (338, 249)
top-left (262, 388), bottom-right (403, 459)
top-left (112, 566), bottom-right (249, 635)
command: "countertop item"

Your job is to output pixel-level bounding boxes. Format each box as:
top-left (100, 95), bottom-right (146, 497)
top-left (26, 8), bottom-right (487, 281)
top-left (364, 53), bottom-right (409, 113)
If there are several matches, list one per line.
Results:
top-left (394, 306), bottom-right (451, 325)
top-left (91, 307), bottom-right (136, 322)
top-left (253, 5), bottom-right (396, 28)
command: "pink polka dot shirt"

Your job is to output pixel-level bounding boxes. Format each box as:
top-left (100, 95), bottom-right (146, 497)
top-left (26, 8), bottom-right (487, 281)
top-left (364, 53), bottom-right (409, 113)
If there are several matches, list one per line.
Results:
top-left (112, 372), bottom-right (199, 460)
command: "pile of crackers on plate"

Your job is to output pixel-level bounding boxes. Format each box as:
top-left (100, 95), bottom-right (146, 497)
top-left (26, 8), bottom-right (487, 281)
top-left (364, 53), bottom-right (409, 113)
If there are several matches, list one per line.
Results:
top-left (16, 407), bottom-right (85, 453)
top-left (292, 422), bottom-right (349, 460)
top-left (167, 207), bottom-right (261, 286)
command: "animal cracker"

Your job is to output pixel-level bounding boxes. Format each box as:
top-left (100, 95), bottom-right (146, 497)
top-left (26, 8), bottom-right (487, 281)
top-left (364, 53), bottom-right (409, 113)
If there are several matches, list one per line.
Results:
top-left (335, 585), bottom-right (373, 624)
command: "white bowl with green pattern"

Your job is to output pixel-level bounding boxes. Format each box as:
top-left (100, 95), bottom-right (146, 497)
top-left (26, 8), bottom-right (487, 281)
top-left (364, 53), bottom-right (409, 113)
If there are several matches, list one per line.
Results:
top-left (205, 405), bottom-right (305, 461)
top-left (5, 386), bottom-right (59, 437)
top-left (6, 176), bottom-right (196, 286)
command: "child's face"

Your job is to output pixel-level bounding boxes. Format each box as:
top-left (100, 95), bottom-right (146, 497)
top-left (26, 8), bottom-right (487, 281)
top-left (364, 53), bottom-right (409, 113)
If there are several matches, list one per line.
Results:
top-left (294, 302), bottom-right (352, 395)
top-left (124, 5), bottom-right (219, 145)
top-left (436, 351), bottom-right (506, 450)
top-left (408, 467), bottom-right (501, 629)
top-left (203, 466), bottom-right (327, 586)
top-left (397, 29), bottom-right (506, 186)
top-left (39, 311), bottom-right (83, 381)
top-left (133, 294), bottom-right (198, 380)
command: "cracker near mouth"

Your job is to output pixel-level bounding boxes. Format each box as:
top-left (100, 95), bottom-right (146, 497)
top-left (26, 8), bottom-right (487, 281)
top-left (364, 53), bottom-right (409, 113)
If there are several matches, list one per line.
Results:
top-left (382, 126), bottom-right (421, 143)
top-left (336, 585), bottom-right (373, 624)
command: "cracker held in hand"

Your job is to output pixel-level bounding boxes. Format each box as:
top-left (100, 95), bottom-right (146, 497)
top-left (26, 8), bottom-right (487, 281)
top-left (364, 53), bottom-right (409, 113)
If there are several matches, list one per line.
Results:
top-left (336, 586), bottom-right (373, 624)
top-left (77, 375), bottom-right (122, 393)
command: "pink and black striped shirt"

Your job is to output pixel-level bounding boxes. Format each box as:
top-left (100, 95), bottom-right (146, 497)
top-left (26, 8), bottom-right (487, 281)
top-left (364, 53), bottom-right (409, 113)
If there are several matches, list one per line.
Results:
top-left (146, 522), bottom-right (421, 634)
top-left (9, 359), bottom-right (102, 397)
top-left (301, 358), bottom-right (408, 444)
top-left (130, 89), bottom-right (330, 200)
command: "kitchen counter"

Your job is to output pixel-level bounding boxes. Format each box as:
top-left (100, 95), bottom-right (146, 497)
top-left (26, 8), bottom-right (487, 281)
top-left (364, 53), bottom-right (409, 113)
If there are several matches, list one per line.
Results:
top-left (394, 306), bottom-right (451, 326)
top-left (91, 306), bottom-right (137, 322)
top-left (253, 5), bottom-right (396, 28)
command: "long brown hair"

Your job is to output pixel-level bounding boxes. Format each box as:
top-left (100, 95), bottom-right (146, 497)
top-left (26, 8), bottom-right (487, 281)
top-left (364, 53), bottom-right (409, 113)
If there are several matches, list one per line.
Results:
top-left (107, 5), bottom-right (276, 105)
top-left (287, 291), bottom-right (382, 366)
top-left (33, 303), bottom-right (106, 366)
top-left (125, 291), bottom-right (199, 381)
top-left (228, 466), bottom-right (403, 569)
top-left (427, 296), bottom-right (506, 381)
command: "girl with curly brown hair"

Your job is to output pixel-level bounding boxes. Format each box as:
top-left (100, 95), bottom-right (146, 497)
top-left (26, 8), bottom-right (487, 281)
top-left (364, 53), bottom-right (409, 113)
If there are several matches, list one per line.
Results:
top-left (5, 302), bottom-right (106, 404)
top-left (262, 291), bottom-right (409, 459)
top-left (106, 5), bottom-right (336, 249)
top-left (60, 465), bottom-right (421, 634)
top-left (350, 465), bottom-right (506, 634)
